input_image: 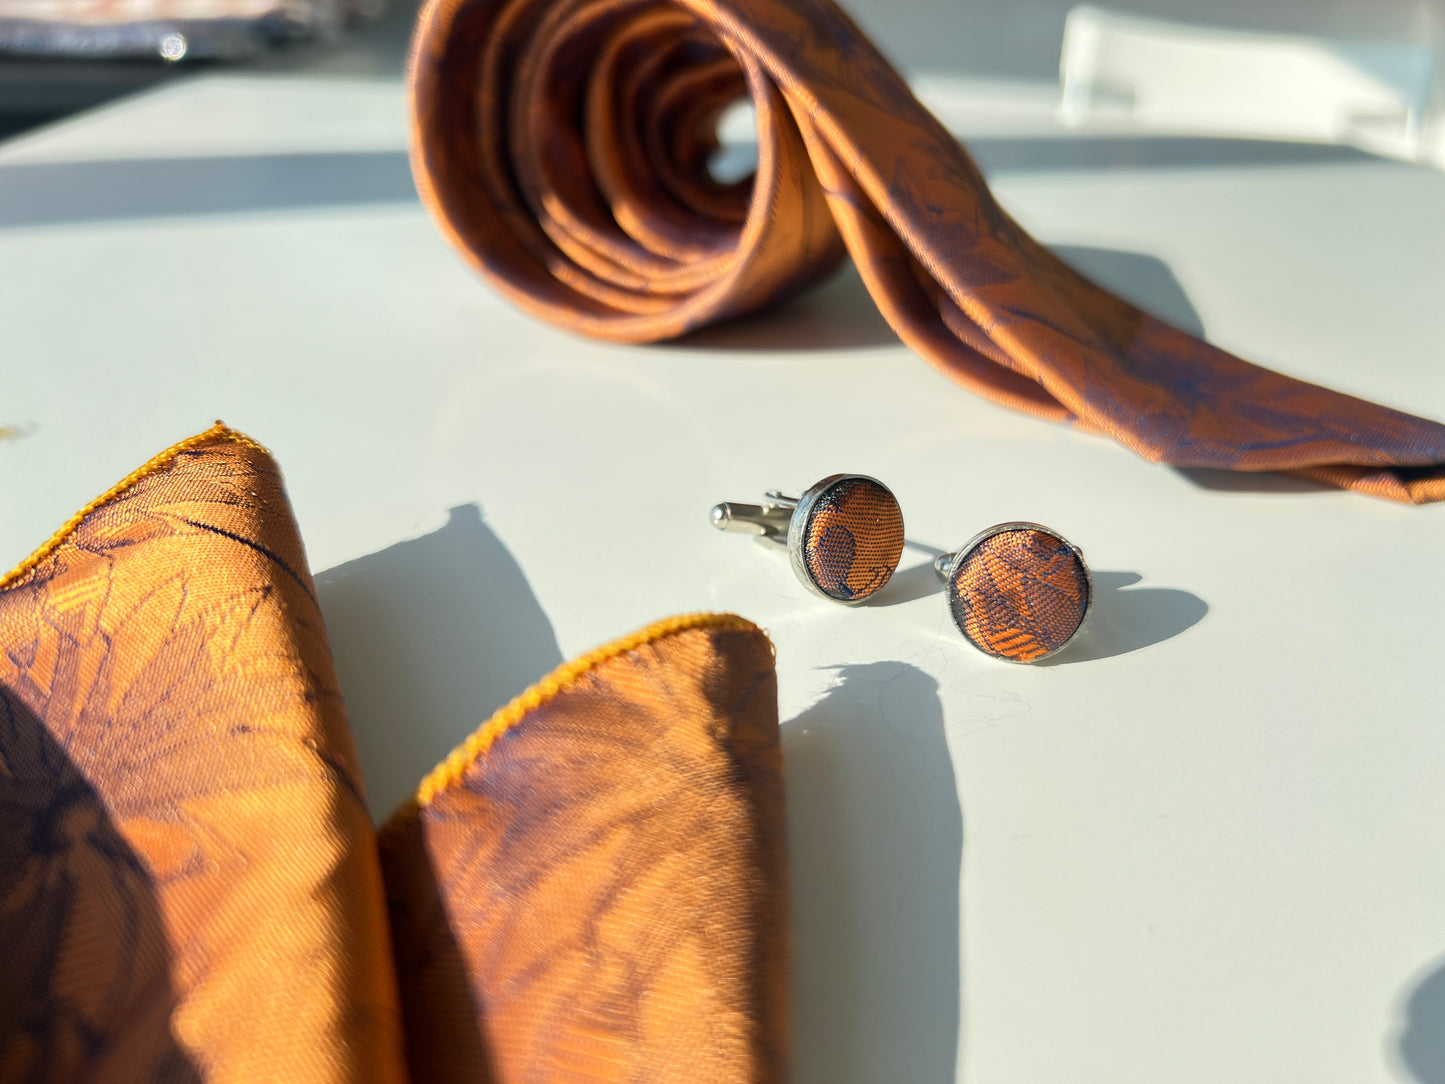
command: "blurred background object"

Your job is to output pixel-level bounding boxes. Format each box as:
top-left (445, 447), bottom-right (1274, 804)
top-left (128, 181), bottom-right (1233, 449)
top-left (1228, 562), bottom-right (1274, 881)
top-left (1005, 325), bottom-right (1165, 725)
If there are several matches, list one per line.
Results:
top-left (710, 0), bottom-right (1445, 180)
top-left (1059, 4), bottom-right (1445, 167)
top-left (3, 0), bottom-right (1443, 169)
top-left (0, 0), bottom-right (383, 60)
top-left (0, 0), bottom-right (397, 140)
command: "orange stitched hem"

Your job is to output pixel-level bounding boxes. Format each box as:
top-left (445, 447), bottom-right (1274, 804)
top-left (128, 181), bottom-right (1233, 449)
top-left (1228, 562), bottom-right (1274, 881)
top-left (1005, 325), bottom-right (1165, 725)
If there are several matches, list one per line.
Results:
top-left (0, 420), bottom-right (269, 593)
top-left (381, 612), bottom-right (769, 835)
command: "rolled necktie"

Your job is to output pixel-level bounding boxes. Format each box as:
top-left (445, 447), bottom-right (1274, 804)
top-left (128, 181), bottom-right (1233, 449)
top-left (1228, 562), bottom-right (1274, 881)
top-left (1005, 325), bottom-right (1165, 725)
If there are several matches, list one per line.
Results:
top-left (408, 0), bottom-right (1445, 504)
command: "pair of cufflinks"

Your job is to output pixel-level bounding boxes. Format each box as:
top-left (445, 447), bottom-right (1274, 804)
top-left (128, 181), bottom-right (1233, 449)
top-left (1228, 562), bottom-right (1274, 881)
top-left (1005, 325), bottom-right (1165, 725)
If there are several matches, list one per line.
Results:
top-left (712, 475), bottom-right (1091, 664)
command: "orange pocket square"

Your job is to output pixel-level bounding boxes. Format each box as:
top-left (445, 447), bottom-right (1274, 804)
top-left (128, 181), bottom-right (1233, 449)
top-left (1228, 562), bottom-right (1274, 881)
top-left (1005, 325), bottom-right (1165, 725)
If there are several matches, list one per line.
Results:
top-left (0, 424), bottom-right (787, 1082)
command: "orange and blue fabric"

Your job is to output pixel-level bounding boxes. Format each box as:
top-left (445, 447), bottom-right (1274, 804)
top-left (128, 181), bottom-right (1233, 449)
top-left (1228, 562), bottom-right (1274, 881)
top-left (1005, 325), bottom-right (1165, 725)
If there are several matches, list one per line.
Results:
top-left (0, 423), bottom-right (788, 1082)
top-left (406, 0), bottom-right (1445, 504)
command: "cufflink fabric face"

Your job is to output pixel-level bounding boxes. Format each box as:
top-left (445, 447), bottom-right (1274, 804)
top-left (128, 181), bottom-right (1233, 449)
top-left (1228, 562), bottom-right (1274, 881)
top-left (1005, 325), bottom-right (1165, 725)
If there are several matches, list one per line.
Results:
top-left (934, 522), bottom-right (1092, 663)
top-left (711, 475), bottom-right (905, 603)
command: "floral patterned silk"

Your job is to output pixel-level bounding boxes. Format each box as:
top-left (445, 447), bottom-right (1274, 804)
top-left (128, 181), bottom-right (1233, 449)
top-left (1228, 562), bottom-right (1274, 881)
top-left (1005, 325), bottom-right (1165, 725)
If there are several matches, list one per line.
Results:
top-left (0, 425), bottom-right (788, 1082)
top-left (407, 0), bottom-right (1445, 503)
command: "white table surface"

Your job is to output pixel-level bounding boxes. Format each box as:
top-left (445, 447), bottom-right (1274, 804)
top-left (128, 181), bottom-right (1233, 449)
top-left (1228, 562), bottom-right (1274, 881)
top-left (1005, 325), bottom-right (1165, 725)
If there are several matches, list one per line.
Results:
top-left (2, 12), bottom-right (1444, 1083)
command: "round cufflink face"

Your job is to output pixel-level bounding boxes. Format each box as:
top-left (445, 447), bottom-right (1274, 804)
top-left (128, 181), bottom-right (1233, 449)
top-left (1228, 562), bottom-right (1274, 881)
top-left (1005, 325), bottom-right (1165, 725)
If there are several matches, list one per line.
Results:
top-left (788, 475), bottom-right (905, 603)
top-left (945, 523), bottom-right (1091, 663)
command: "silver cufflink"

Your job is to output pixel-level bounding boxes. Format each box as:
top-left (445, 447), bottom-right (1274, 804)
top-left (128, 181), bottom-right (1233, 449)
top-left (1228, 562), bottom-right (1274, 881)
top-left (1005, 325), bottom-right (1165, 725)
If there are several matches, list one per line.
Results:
top-left (933, 522), bottom-right (1092, 663)
top-left (711, 474), bottom-right (905, 603)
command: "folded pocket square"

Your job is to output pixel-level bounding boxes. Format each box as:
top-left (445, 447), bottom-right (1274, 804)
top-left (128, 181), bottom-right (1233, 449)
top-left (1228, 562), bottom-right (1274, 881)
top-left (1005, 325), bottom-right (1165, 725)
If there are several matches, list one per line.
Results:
top-left (381, 611), bottom-right (786, 1082)
top-left (0, 424), bottom-right (787, 1082)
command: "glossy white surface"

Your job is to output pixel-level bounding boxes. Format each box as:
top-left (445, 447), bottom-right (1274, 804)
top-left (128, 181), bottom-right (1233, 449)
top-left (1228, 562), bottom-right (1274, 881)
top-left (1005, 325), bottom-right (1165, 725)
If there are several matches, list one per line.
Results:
top-left (2, 21), bottom-right (1444, 1084)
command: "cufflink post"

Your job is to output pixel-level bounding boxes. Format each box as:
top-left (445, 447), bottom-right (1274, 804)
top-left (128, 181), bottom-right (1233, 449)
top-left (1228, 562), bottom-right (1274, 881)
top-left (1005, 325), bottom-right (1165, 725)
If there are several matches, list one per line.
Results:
top-left (933, 551), bottom-right (957, 582)
top-left (709, 493), bottom-right (797, 543)
top-left (709, 476), bottom-right (905, 603)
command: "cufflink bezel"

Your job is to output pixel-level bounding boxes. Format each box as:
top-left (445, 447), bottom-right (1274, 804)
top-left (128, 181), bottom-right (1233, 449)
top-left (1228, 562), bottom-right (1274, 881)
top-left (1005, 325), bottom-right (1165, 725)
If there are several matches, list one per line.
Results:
top-left (786, 474), bottom-right (902, 605)
top-left (936, 521), bottom-right (1093, 663)
top-left (711, 474), bottom-right (905, 605)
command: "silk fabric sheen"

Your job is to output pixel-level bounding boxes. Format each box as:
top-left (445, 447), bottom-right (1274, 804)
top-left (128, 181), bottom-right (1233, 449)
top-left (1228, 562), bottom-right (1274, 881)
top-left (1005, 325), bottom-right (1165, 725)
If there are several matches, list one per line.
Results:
top-left (407, 0), bottom-right (1445, 503)
top-left (381, 620), bottom-right (786, 1082)
top-left (0, 426), bottom-right (787, 1082)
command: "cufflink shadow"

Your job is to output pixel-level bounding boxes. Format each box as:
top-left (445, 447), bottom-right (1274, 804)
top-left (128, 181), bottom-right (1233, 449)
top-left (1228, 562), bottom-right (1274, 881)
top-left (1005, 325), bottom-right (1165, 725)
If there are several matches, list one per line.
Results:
top-left (869, 539), bottom-right (949, 606)
top-left (784, 662), bottom-right (962, 1083)
top-left (0, 686), bottom-right (200, 1081)
top-left (1040, 570), bottom-right (1207, 665)
top-left (315, 504), bottom-right (564, 823)
top-left (1394, 956), bottom-right (1445, 1083)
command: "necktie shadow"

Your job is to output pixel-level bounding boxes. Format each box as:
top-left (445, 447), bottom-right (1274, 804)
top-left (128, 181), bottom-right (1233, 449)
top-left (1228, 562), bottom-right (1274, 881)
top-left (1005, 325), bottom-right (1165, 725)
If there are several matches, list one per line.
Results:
top-left (1395, 957), bottom-right (1445, 1083)
top-left (315, 503), bottom-right (564, 823)
top-left (1172, 466), bottom-right (1339, 495)
top-left (674, 263), bottom-right (900, 350)
top-left (1052, 243), bottom-right (1203, 337)
top-left (784, 662), bottom-right (962, 1083)
top-left (0, 686), bottom-right (200, 1082)
top-left (877, 556), bottom-right (1206, 663)
top-left (670, 243), bottom-right (1200, 355)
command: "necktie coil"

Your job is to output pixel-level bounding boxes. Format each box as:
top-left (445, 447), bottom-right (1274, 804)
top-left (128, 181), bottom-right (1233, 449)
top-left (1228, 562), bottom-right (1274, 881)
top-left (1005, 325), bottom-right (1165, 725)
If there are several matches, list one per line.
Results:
top-left (409, 0), bottom-right (1445, 504)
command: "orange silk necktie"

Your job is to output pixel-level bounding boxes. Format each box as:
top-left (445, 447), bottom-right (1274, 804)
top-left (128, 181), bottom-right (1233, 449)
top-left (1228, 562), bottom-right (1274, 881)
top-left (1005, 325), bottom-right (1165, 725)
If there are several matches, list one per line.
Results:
top-left (407, 0), bottom-right (1445, 504)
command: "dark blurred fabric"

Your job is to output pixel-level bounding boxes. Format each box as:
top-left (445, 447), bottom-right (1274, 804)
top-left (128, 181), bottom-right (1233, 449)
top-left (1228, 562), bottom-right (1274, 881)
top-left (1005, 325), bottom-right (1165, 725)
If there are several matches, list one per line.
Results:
top-left (0, 0), bottom-right (383, 62)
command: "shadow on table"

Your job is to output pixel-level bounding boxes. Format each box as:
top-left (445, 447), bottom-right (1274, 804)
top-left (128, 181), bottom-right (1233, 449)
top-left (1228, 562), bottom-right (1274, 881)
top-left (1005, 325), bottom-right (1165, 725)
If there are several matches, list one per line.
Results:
top-left (675, 243), bottom-right (1202, 352)
top-left (0, 59), bottom-right (189, 143)
top-left (315, 503), bottom-right (563, 822)
top-left (707, 129), bottom-right (1380, 190)
top-left (1053, 243), bottom-right (1203, 336)
top-left (0, 150), bottom-right (417, 228)
top-left (1040, 570), bottom-right (1207, 665)
top-left (1173, 466), bottom-right (1338, 496)
top-left (675, 263), bottom-right (899, 351)
top-left (0, 686), bottom-right (200, 1081)
top-left (965, 134), bottom-right (1379, 174)
top-left (869, 539), bottom-right (949, 606)
top-left (875, 551), bottom-right (1205, 663)
top-left (1395, 956), bottom-right (1445, 1083)
top-left (785, 662), bottom-right (962, 1084)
